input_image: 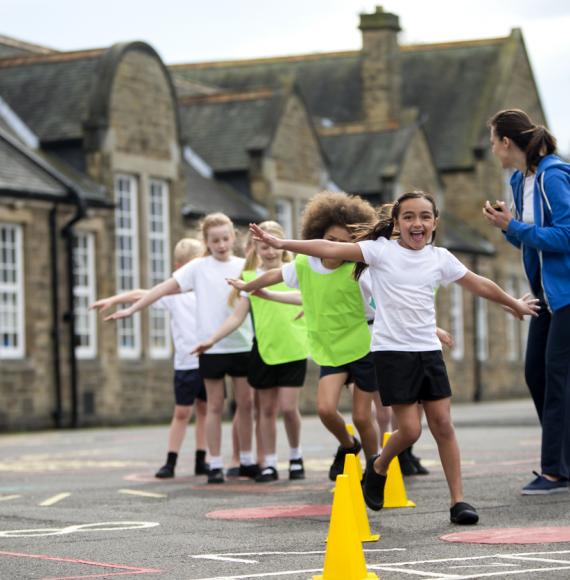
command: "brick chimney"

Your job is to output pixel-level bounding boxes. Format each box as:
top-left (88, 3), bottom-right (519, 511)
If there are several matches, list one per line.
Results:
top-left (359, 6), bottom-right (402, 129)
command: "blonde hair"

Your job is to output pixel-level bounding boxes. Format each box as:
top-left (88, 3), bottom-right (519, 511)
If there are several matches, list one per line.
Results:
top-left (200, 212), bottom-right (235, 255)
top-left (174, 238), bottom-right (203, 265)
top-left (228, 220), bottom-right (291, 306)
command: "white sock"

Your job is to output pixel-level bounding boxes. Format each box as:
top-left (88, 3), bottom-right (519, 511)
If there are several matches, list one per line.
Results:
top-left (289, 447), bottom-right (302, 461)
top-left (209, 456), bottom-right (223, 470)
top-left (264, 454), bottom-right (277, 469)
top-left (240, 451), bottom-right (254, 466)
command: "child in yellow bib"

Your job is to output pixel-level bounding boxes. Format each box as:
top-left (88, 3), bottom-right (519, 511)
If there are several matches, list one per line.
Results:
top-left (229, 192), bottom-right (381, 481)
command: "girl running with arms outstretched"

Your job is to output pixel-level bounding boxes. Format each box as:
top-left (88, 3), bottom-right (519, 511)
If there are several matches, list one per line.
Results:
top-left (248, 191), bottom-right (539, 524)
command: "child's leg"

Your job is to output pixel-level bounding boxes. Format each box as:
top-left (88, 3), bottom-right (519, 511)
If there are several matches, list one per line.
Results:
top-left (167, 405), bottom-right (193, 453)
top-left (258, 388), bottom-right (279, 461)
top-left (195, 399), bottom-right (207, 452)
top-left (316, 374), bottom-right (353, 448)
top-left (230, 412), bottom-right (240, 469)
top-left (351, 388), bottom-right (377, 459)
top-left (423, 397), bottom-right (463, 505)
top-left (279, 387), bottom-right (302, 450)
top-left (372, 391), bottom-right (391, 444)
top-left (374, 403), bottom-right (422, 475)
top-left (232, 376), bottom-right (254, 456)
top-left (204, 379), bottom-right (225, 459)
top-left (254, 391), bottom-right (265, 467)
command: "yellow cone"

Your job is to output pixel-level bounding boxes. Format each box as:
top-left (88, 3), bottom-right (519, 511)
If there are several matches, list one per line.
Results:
top-left (346, 424), bottom-right (363, 481)
top-left (313, 475), bottom-right (379, 580)
top-left (381, 432), bottom-right (415, 509)
top-left (344, 454), bottom-right (380, 543)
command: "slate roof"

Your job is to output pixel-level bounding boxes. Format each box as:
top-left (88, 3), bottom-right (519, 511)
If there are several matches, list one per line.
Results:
top-left (0, 35), bottom-right (57, 59)
top-left (321, 125), bottom-right (415, 194)
top-left (0, 125), bottom-right (107, 204)
top-left (0, 50), bottom-right (105, 143)
top-left (178, 90), bottom-right (285, 173)
top-left (171, 36), bottom-right (513, 172)
top-left (183, 161), bottom-right (267, 224)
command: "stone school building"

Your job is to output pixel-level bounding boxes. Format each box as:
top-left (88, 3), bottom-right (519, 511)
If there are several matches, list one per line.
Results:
top-left (0, 7), bottom-right (547, 429)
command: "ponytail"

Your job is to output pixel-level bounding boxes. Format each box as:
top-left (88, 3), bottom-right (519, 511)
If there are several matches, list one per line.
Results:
top-left (488, 109), bottom-right (557, 172)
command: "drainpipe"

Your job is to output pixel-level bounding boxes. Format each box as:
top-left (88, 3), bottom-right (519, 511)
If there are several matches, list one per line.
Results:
top-left (472, 255), bottom-right (483, 402)
top-left (49, 206), bottom-right (63, 428)
top-left (61, 194), bottom-right (87, 428)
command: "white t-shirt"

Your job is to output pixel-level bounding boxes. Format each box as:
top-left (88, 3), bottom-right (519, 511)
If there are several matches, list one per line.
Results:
top-left (154, 293), bottom-right (198, 370)
top-left (281, 256), bottom-right (375, 320)
top-left (358, 238), bottom-right (468, 352)
top-left (522, 175), bottom-right (536, 224)
top-left (173, 255), bottom-right (253, 354)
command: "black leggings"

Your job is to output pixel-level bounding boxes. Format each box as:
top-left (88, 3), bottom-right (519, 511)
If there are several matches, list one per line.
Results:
top-left (525, 300), bottom-right (570, 478)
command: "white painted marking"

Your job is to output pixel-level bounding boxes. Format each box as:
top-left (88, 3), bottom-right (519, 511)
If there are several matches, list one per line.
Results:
top-left (433, 565), bottom-right (570, 580)
top-left (191, 548), bottom-right (404, 558)
top-left (193, 555), bottom-right (259, 564)
top-left (449, 564), bottom-right (519, 569)
top-left (0, 495), bottom-right (21, 502)
top-left (39, 492), bottom-right (70, 506)
top-left (118, 489), bottom-right (167, 498)
top-left (499, 554), bottom-right (570, 565)
top-left (373, 567), bottom-right (456, 577)
top-left (0, 521), bottom-right (160, 538)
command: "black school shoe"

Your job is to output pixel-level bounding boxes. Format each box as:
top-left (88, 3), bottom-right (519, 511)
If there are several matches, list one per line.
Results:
top-left (255, 466), bottom-right (278, 483)
top-left (155, 463), bottom-right (175, 479)
top-left (239, 463), bottom-right (261, 479)
top-left (450, 502), bottom-right (479, 525)
top-left (195, 461), bottom-right (210, 476)
top-left (362, 454), bottom-right (387, 511)
top-left (207, 468), bottom-right (225, 484)
top-left (329, 437), bottom-right (362, 481)
top-left (289, 458), bottom-right (306, 480)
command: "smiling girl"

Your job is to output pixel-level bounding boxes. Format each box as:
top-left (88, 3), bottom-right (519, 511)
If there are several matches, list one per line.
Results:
top-left (249, 191), bottom-right (539, 524)
top-left (106, 212), bottom-right (255, 484)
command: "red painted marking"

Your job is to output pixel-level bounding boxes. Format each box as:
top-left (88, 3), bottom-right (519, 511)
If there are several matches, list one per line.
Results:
top-left (207, 504), bottom-right (331, 520)
top-left (0, 550), bottom-right (161, 578)
top-left (441, 527), bottom-right (570, 545)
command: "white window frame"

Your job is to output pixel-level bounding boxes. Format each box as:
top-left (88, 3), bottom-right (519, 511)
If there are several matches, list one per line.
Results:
top-left (73, 232), bottom-right (97, 359)
top-left (147, 178), bottom-right (171, 359)
top-left (275, 199), bottom-right (294, 238)
top-left (450, 284), bottom-right (464, 361)
top-left (504, 276), bottom-right (519, 362)
top-left (0, 223), bottom-right (25, 359)
top-left (476, 296), bottom-right (489, 362)
top-left (115, 174), bottom-right (141, 359)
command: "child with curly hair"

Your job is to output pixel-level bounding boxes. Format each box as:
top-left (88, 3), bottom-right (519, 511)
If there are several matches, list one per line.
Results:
top-left (229, 192), bottom-right (380, 480)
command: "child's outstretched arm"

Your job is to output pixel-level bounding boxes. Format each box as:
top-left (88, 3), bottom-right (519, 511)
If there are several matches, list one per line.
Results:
top-left (192, 296), bottom-right (250, 355)
top-left (90, 289), bottom-right (148, 313)
top-left (104, 278), bottom-right (180, 321)
top-left (253, 289), bottom-right (302, 306)
top-left (456, 272), bottom-right (539, 320)
top-left (249, 223), bottom-right (364, 262)
top-left (227, 267), bottom-right (283, 293)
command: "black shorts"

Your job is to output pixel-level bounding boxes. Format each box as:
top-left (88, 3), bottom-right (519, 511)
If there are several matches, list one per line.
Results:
top-left (247, 339), bottom-right (307, 389)
top-left (319, 352), bottom-right (378, 393)
top-left (174, 369), bottom-right (207, 406)
top-left (373, 350), bottom-right (452, 406)
top-left (199, 351), bottom-right (250, 380)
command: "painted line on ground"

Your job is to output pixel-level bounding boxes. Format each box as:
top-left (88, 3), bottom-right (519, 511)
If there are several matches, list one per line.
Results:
top-left (0, 550), bottom-right (161, 578)
top-left (0, 495), bottom-right (21, 502)
top-left (0, 522), bottom-right (160, 538)
top-left (39, 493), bottom-right (71, 507)
top-left (118, 489), bottom-right (167, 498)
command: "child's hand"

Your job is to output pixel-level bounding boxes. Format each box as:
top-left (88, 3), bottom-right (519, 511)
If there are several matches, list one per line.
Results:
top-left (192, 339), bottom-right (214, 355)
top-left (90, 298), bottom-right (114, 313)
top-left (226, 278), bottom-right (247, 290)
top-left (505, 293), bottom-right (540, 319)
top-left (436, 327), bottom-right (454, 349)
top-left (249, 223), bottom-right (285, 248)
top-left (104, 308), bottom-right (133, 321)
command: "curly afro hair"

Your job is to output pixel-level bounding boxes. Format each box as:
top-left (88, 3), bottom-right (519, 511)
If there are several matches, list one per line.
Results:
top-left (300, 191), bottom-right (378, 240)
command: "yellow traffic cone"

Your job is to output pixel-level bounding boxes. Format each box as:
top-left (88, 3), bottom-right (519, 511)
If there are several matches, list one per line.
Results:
top-left (313, 475), bottom-right (379, 580)
top-left (344, 454), bottom-right (380, 543)
top-left (381, 432), bottom-right (415, 509)
top-left (346, 424), bottom-right (363, 480)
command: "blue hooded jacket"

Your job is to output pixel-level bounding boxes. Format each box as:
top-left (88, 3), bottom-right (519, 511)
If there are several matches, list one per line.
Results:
top-left (504, 154), bottom-right (570, 311)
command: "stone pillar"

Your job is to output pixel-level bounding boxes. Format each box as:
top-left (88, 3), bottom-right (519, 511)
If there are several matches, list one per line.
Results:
top-left (359, 6), bottom-right (402, 129)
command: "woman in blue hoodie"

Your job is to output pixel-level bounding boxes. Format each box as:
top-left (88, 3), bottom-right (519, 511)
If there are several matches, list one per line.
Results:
top-left (484, 108), bottom-right (570, 495)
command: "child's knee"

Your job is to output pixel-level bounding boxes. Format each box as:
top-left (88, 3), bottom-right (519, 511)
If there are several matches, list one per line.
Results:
top-left (400, 423), bottom-right (422, 444)
top-left (317, 401), bottom-right (335, 422)
top-left (430, 417), bottom-right (455, 440)
top-left (173, 406), bottom-right (192, 421)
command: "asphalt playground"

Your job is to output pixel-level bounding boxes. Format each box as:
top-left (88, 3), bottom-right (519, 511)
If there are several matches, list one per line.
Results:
top-left (1, 398), bottom-right (570, 579)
